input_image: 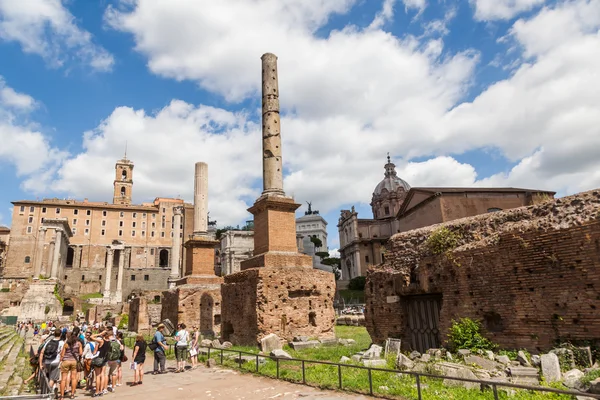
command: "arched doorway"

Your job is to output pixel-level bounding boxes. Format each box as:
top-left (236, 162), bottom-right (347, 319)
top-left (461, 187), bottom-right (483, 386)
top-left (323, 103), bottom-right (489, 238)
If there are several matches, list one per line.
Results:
top-left (66, 247), bottom-right (74, 268)
top-left (63, 298), bottom-right (74, 316)
top-left (159, 249), bottom-right (169, 268)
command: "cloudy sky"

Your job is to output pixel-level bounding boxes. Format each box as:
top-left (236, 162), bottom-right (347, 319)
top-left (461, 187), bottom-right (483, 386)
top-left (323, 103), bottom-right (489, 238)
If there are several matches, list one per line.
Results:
top-left (1, 0), bottom-right (599, 250)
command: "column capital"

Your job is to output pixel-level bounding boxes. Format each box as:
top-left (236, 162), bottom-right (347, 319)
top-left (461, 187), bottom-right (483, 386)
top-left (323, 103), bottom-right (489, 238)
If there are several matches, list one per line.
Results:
top-left (173, 205), bottom-right (184, 215)
top-left (106, 248), bottom-right (115, 255)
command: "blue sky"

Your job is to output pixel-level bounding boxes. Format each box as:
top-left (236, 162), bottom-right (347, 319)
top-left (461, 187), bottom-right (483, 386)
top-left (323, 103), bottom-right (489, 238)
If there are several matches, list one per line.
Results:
top-left (1, 0), bottom-right (599, 250)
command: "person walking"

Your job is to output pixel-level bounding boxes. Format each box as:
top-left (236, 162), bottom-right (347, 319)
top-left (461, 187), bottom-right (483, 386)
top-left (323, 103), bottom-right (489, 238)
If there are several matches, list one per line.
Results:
top-left (131, 334), bottom-right (146, 386)
top-left (152, 324), bottom-right (168, 374)
top-left (116, 332), bottom-right (125, 387)
top-left (189, 325), bottom-right (199, 369)
top-left (105, 331), bottom-right (122, 393)
top-left (174, 323), bottom-right (189, 373)
top-left (59, 331), bottom-right (82, 399)
top-left (39, 329), bottom-right (64, 395)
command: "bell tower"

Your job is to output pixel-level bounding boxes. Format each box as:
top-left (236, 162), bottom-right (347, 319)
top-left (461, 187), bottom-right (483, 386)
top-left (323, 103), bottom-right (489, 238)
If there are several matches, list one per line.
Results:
top-left (113, 155), bottom-right (134, 205)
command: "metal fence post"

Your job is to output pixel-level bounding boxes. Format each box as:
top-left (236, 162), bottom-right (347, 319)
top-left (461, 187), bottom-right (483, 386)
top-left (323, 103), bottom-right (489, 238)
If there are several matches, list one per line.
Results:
top-left (338, 364), bottom-right (342, 389)
top-left (220, 348), bottom-right (223, 364)
top-left (493, 384), bottom-right (499, 400)
top-left (208, 347), bottom-right (211, 359)
top-left (368, 368), bottom-right (373, 395)
top-left (302, 360), bottom-right (306, 384)
top-left (256, 354), bottom-right (259, 372)
top-left (276, 358), bottom-right (280, 379)
top-left (415, 374), bottom-right (422, 400)
top-left (238, 351), bottom-right (242, 368)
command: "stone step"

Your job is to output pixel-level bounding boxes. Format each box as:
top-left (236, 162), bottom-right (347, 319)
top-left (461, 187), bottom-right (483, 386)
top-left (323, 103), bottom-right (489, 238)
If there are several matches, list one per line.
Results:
top-left (0, 335), bottom-right (24, 394)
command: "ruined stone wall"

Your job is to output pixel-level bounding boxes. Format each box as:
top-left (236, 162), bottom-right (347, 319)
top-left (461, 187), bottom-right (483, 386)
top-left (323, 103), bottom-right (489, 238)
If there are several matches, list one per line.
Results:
top-left (160, 285), bottom-right (221, 335)
top-left (366, 189), bottom-right (600, 352)
top-left (222, 266), bottom-right (336, 346)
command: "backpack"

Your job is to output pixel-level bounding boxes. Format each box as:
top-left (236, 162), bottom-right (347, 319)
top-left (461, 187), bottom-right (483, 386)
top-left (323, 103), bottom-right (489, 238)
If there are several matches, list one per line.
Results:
top-left (107, 340), bottom-right (121, 361)
top-left (43, 340), bottom-right (59, 361)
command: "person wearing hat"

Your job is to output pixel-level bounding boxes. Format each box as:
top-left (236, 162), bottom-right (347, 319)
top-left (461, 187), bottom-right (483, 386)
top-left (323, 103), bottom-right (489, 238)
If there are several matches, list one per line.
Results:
top-left (152, 324), bottom-right (168, 374)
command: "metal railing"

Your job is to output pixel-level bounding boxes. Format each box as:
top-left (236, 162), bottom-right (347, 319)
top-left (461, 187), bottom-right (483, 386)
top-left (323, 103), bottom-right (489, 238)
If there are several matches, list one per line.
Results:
top-left (195, 346), bottom-right (600, 400)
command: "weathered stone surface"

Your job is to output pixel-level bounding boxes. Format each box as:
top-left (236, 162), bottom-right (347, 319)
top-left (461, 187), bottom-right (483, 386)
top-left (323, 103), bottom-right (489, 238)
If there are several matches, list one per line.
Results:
top-left (396, 354), bottom-right (415, 370)
top-left (531, 354), bottom-right (541, 367)
top-left (339, 338), bottom-right (356, 346)
top-left (340, 356), bottom-right (351, 363)
top-left (563, 369), bottom-right (584, 389)
top-left (206, 358), bottom-right (216, 368)
top-left (289, 340), bottom-right (320, 350)
top-left (363, 344), bottom-right (383, 359)
top-left (365, 190), bottom-right (600, 352)
top-left (363, 359), bottom-right (388, 367)
top-left (270, 349), bottom-right (292, 359)
top-left (508, 366), bottom-right (540, 385)
top-left (293, 336), bottom-right (309, 342)
top-left (442, 366), bottom-right (479, 390)
top-left (517, 351), bottom-right (532, 367)
top-left (409, 351), bottom-right (421, 360)
top-left (550, 348), bottom-right (576, 370)
top-left (212, 339), bottom-right (222, 349)
top-left (458, 349), bottom-right (471, 357)
top-left (234, 355), bottom-right (267, 365)
top-left (589, 378), bottom-right (600, 394)
top-left (420, 354), bottom-right (431, 362)
top-left (201, 339), bottom-right (212, 347)
top-left (221, 341), bottom-right (233, 349)
top-left (446, 352), bottom-right (454, 361)
top-left (496, 355), bottom-right (510, 365)
top-left (319, 338), bottom-right (338, 347)
top-left (351, 354), bottom-right (362, 362)
top-left (485, 351), bottom-right (495, 361)
top-left (541, 353), bottom-right (562, 382)
top-left (261, 333), bottom-right (282, 353)
top-left (465, 355), bottom-right (501, 370)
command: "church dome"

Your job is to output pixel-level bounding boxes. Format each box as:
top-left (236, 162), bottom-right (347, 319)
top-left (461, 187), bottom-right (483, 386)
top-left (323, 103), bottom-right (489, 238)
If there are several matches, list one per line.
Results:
top-left (373, 156), bottom-right (411, 196)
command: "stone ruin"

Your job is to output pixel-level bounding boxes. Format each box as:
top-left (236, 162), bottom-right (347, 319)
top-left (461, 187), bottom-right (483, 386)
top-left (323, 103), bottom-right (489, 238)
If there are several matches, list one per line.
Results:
top-left (366, 189), bottom-right (600, 352)
top-left (220, 53), bottom-right (335, 347)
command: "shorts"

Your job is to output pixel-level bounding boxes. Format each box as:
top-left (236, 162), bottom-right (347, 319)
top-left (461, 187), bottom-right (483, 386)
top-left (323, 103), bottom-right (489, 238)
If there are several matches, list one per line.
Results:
top-left (107, 361), bottom-right (119, 376)
top-left (175, 345), bottom-right (188, 362)
top-left (60, 360), bottom-right (77, 373)
top-left (44, 363), bottom-right (60, 382)
top-left (84, 359), bottom-right (93, 377)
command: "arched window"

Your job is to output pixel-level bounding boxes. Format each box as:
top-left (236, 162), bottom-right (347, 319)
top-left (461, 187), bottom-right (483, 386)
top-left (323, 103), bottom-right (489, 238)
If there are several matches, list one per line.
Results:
top-left (66, 247), bottom-right (74, 268)
top-left (122, 169), bottom-right (127, 181)
top-left (120, 186), bottom-right (126, 196)
top-left (24, 256), bottom-right (31, 263)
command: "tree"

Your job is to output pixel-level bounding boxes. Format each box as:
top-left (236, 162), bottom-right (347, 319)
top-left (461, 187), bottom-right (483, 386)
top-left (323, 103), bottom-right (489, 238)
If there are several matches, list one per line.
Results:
top-left (310, 235), bottom-right (322, 249)
top-left (321, 257), bottom-right (341, 280)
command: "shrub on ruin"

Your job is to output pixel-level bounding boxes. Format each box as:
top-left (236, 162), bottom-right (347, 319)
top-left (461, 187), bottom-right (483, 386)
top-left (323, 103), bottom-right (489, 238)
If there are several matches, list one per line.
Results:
top-left (118, 314), bottom-right (129, 330)
top-left (425, 227), bottom-right (461, 255)
top-left (348, 276), bottom-right (366, 291)
top-left (447, 317), bottom-right (496, 351)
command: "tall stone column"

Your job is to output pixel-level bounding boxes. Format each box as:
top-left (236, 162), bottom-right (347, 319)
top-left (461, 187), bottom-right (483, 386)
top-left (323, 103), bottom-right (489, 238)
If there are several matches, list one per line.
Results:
top-left (115, 250), bottom-right (125, 302)
top-left (50, 229), bottom-right (62, 279)
top-left (193, 162), bottom-right (209, 236)
top-left (33, 227), bottom-right (46, 278)
top-left (169, 206), bottom-right (183, 287)
top-left (261, 53), bottom-right (284, 197)
top-left (103, 248), bottom-right (114, 299)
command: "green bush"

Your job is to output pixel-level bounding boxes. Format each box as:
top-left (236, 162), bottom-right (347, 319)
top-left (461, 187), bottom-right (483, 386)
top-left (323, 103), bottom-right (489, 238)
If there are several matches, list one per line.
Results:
top-left (447, 317), bottom-right (496, 351)
top-left (44, 305), bottom-right (50, 314)
top-left (580, 369), bottom-right (600, 385)
top-left (0, 288), bottom-right (9, 292)
top-left (426, 227), bottom-right (461, 255)
top-left (348, 276), bottom-right (366, 291)
top-left (118, 314), bottom-right (129, 330)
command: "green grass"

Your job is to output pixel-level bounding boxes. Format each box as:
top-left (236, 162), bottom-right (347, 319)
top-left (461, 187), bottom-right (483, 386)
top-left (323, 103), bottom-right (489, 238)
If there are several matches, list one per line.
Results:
top-left (338, 289), bottom-right (365, 303)
top-left (79, 292), bottom-right (103, 300)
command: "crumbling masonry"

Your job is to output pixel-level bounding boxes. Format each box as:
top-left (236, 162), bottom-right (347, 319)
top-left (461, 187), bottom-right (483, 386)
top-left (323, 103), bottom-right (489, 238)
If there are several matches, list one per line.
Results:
top-left (366, 189), bottom-right (600, 353)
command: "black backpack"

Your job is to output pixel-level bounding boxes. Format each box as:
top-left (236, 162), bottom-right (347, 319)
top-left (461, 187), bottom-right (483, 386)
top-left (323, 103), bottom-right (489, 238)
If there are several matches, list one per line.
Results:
top-left (43, 340), bottom-right (59, 361)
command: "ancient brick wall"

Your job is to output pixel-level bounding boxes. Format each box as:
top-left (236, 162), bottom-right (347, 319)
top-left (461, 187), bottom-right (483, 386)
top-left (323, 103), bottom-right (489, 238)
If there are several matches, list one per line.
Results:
top-left (160, 285), bottom-right (221, 335)
top-left (222, 266), bottom-right (336, 346)
top-left (366, 190), bottom-right (600, 352)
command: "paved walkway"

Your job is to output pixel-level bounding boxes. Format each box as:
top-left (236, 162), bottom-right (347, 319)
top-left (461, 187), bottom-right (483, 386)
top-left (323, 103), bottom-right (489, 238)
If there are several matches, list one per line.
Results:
top-left (83, 363), bottom-right (373, 399)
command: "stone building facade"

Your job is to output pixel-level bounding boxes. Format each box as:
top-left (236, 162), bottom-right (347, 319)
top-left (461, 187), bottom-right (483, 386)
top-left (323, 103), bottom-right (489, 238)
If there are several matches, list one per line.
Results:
top-left (2, 157), bottom-right (194, 305)
top-left (338, 156), bottom-right (555, 281)
top-left (365, 189), bottom-right (600, 353)
top-left (219, 230), bottom-right (254, 276)
top-left (0, 226), bottom-right (9, 272)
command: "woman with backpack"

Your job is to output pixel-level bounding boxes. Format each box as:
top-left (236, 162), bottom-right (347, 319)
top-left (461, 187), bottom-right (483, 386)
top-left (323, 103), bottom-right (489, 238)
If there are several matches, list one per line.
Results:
top-left (59, 331), bottom-right (82, 399)
top-left (90, 329), bottom-right (111, 397)
top-left (174, 323), bottom-right (189, 373)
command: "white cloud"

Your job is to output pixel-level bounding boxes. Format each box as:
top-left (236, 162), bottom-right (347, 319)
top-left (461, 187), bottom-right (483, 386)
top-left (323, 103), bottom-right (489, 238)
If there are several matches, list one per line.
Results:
top-left (46, 101), bottom-right (262, 226)
top-left (0, 0), bottom-right (114, 71)
top-left (0, 77), bottom-right (65, 185)
top-left (11, 0), bottom-right (600, 231)
top-left (370, 0), bottom-right (398, 29)
top-left (402, 0), bottom-right (427, 13)
top-left (472, 0), bottom-right (546, 21)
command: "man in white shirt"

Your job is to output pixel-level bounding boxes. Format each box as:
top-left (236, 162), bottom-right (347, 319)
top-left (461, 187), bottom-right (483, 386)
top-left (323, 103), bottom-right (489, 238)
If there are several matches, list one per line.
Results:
top-left (39, 329), bottom-right (64, 390)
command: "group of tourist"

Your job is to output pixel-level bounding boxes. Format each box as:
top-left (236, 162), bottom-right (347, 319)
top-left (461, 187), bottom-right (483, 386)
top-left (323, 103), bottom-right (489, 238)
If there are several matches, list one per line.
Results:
top-left (20, 320), bottom-right (202, 397)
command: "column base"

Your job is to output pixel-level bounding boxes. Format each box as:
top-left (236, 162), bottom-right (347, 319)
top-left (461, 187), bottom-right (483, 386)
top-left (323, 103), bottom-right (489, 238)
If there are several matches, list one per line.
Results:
top-left (240, 251), bottom-right (313, 270)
